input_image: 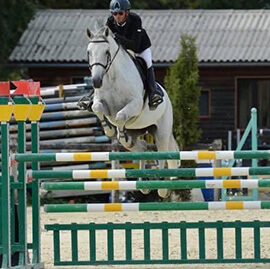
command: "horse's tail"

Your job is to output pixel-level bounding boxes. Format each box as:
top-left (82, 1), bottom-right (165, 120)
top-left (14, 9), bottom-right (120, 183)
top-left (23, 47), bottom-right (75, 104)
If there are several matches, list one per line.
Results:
top-left (170, 133), bottom-right (179, 152)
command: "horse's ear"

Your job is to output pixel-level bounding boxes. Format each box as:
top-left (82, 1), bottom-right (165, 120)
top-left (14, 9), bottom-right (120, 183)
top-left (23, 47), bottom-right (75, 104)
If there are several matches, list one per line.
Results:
top-left (86, 28), bottom-right (92, 39)
top-left (104, 26), bottom-right (109, 37)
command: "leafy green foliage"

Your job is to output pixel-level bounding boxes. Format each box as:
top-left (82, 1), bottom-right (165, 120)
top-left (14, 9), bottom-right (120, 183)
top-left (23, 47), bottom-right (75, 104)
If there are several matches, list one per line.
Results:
top-left (132, 0), bottom-right (200, 9)
top-left (37, 0), bottom-right (110, 9)
top-left (165, 35), bottom-right (201, 150)
top-left (199, 0), bottom-right (270, 9)
top-left (0, 0), bottom-right (36, 79)
top-left (131, 0), bottom-right (270, 9)
top-left (34, 0), bottom-right (270, 9)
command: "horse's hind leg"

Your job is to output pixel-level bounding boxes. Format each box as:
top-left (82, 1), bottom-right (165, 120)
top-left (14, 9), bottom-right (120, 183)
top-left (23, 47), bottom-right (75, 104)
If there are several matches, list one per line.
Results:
top-left (139, 159), bottom-right (152, 195)
top-left (167, 134), bottom-right (180, 169)
top-left (154, 130), bottom-right (180, 198)
top-left (117, 128), bottom-right (152, 195)
top-left (155, 128), bottom-right (204, 201)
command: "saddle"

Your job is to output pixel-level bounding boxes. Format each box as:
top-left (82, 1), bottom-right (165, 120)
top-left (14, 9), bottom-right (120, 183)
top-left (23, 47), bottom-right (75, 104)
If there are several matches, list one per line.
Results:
top-left (133, 56), bottom-right (148, 89)
top-left (127, 51), bottom-right (164, 98)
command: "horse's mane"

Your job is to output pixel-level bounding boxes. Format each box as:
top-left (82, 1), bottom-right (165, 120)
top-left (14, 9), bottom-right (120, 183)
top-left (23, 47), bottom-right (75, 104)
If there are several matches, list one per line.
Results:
top-left (90, 20), bottom-right (132, 56)
top-left (93, 19), bottom-right (107, 36)
top-left (90, 21), bottom-right (119, 47)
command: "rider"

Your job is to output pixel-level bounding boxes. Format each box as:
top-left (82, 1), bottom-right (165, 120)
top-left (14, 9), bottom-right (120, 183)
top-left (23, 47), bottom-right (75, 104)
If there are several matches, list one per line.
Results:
top-left (107, 0), bottom-right (163, 110)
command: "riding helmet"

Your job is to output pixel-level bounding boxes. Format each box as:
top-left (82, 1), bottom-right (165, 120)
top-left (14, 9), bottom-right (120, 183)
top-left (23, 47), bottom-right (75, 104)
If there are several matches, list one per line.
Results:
top-left (110, 0), bottom-right (131, 12)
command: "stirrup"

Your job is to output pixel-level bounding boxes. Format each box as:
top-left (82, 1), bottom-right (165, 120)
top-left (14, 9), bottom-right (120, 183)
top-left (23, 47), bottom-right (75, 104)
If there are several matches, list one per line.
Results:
top-left (149, 94), bottom-right (163, 110)
top-left (77, 95), bottom-right (94, 112)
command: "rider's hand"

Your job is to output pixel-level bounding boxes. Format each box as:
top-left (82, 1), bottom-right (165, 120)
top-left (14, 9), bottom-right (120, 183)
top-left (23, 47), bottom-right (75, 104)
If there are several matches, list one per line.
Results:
top-left (114, 33), bottom-right (126, 44)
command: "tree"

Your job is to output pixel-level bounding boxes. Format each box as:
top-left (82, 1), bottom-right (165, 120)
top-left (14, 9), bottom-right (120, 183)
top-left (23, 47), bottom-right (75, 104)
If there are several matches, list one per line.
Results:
top-left (131, 0), bottom-right (203, 9)
top-left (0, 0), bottom-right (36, 80)
top-left (165, 35), bottom-right (201, 150)
top-left (132, 0), bottom-right (270, 9)
top-left (37, 0), bottom-right (110, 9)
top-left (199, 0), bottom-right (270, 9)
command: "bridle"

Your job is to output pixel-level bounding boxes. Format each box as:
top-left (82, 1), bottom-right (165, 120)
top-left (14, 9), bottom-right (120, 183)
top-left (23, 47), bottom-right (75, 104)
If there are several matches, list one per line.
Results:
top-left (88, 39), bottom-right (120, 74)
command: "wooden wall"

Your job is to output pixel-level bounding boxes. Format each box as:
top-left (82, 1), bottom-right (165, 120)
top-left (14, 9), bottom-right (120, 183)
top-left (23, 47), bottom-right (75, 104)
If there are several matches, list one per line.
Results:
top-left (28, 65), bottom-right (270, 146)
top-left (199, 66), bottom-right (270, 145)
top-left (28, 67), bottom-right (90, 87)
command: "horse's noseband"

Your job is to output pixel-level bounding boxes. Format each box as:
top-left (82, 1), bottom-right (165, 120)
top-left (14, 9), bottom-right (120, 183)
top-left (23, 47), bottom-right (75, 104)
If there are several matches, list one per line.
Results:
top-left (88, 39), bottom-right (119, 74)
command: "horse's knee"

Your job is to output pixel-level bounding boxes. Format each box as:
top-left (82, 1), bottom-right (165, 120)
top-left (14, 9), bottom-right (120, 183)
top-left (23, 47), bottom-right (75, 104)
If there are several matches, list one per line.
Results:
top-left (92, 101), bottom-right (103, 114)
top-left (103, 123), bottom-right (116, 138)
top-left (115, 111), bottom-right (128, 125)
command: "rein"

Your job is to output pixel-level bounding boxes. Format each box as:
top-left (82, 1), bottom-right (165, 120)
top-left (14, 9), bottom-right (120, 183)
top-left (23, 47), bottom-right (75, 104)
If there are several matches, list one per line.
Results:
top-left (88, 39), bottom-right (120, 74)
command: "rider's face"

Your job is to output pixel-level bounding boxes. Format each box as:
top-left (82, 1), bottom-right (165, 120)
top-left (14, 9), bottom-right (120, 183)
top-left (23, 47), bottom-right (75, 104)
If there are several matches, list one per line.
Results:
top-left (112, 11), bottom-right (129, 25)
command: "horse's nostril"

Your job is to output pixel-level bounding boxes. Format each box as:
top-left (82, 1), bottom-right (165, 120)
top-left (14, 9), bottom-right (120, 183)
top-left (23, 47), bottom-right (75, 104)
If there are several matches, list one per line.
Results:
top-left (92, 77), bottom-right (102, 88)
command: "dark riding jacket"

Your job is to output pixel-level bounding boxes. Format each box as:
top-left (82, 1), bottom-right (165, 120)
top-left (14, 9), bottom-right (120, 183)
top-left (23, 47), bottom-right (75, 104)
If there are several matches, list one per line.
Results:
top-left (106, 12), bottom-right (151, 53)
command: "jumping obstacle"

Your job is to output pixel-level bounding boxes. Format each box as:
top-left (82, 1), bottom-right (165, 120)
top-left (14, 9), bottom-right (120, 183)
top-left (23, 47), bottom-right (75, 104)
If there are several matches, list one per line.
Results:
top-left (45, 220), bottom-right (270, 266)
top-left (28, 167), bottom-right (270, 179)
top-left (13, 150), bottom-right (270, 161)
top-left (1, 82), bottom-right (270, 267)
top-left (41, 179), bottom-right (270, 191)
top-left (224, 107), bottom-right (259, 201)
top-left (0, 81), bottom-right (45, 268)
top-left (44, 201), bottom-right (270, 213)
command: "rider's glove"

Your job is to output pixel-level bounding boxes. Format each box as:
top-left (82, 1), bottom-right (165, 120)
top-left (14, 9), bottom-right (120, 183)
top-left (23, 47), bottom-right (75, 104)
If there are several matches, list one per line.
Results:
top-left (114, 33), bottom-right (126, 44)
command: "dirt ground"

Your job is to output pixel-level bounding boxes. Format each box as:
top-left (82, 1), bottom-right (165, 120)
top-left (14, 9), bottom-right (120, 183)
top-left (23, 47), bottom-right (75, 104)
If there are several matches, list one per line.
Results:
top-left (25, 207), bottom-right (270, 269)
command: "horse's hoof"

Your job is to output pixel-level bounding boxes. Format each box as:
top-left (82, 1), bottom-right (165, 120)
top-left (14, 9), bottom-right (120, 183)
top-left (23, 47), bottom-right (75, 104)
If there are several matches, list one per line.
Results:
top-left (105, 128), bottom-right (116, 138)
top-left (140, 189), bottom-right (151, 195)
top-left (158, 189), bottom-right (171, 199)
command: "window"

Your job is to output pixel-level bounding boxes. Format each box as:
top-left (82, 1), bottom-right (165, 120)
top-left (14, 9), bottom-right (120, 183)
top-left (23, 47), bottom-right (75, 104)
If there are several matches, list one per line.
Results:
top-left (237, 79), bottom-right (270, 129)
top-left (199, 89), bottom-right (210, 118)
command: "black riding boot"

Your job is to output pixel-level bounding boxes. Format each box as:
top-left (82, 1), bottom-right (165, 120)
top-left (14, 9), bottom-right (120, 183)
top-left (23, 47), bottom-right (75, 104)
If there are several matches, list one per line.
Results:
top-left (77, 89), bottom-right (94, 112)
top-left (147, 66), bottom-right (163, 110)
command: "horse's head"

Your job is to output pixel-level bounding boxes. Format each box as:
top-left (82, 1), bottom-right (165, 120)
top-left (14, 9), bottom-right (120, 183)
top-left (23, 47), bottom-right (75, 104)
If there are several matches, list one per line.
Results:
top-left (86, 27), bottom-right (116, 89)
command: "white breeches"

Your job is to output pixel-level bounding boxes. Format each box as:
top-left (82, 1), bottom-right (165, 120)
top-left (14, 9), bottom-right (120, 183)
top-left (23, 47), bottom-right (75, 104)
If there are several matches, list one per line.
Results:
top-left (136, 48), bottom-right (152, 69)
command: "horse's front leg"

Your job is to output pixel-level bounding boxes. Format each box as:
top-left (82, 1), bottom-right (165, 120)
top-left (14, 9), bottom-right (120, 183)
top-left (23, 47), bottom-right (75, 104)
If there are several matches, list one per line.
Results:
top-left (115, 98), bottom-right (146, 150)
top-left (92, 99), bottom-right (116, 138)
top-left (115, 98), bottom-right (142, 125)
top-left (117, 125), bottom-right (134, 149)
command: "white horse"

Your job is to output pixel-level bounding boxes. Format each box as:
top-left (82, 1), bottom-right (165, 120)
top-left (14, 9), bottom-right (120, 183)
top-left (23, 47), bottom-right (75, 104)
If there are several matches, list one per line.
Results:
top-left (86, 26), bottom-right (203, 201)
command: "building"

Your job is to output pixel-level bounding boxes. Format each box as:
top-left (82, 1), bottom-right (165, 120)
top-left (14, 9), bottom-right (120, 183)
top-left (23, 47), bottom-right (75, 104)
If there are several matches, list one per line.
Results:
top-left (9, 9), bottom-right (270, 145)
